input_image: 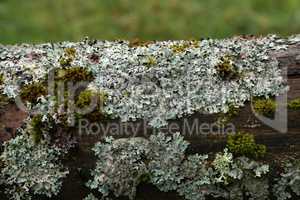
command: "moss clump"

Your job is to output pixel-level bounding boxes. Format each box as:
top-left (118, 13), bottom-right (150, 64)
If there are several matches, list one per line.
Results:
top-left (227, 132), bottom-right (266, 159)
top-left (144, 56), bottom-right (157, 68)
top-left (128, 38), bottom-right (153, 48)
top-left (20, 82), bottom-right (47, 104)
top-left (170, 41), bottom-right (199, 53)
top-left (64, 47), bottom-right (76, 58)
top-left (55, 67), bottom-right (94, 82)
top-left (59, 47), bottom-right (76, 67)
top-left (253, 98), bottom-right (276, 118)
top-left (75, 89), bottom-right (108, 122)
top-left (288, 98), bottom-right (300, 110)
top-left (215, 56), bottom-right (239, 80)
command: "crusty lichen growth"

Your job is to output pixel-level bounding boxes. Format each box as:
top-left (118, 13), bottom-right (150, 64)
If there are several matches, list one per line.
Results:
top-left (0, 35), bottom-right (288, 128)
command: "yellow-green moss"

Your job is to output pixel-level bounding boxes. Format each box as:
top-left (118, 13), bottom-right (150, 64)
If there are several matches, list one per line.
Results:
top-left (55, 67), bottom-right (94, 82)
top-left (76, 90), bottom-right (107, 108)
top-left (288, 98), bottom-right (300, 110)
top-left (170, 41), bottom-right (199, 53)
top-left (75, 89), bottom-right (108, 122)
top-left (144, 56), bottom-right (157, 68)
top-left (20, 82), bottom-right (47, 104)
top-left (64, 47), bottom-right (76, 58)
top-left (227, 132), bottom-right (266, 159)
top-left (253, 98), bottom-right (276, 117)
top-left (59, 47), bottom-right (76, 67)
top-left (215, 56), bottom-right (239, 80)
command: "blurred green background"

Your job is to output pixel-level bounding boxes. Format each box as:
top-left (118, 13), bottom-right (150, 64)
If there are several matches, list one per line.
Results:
top-left (0, 0), bottom-right (300, 44)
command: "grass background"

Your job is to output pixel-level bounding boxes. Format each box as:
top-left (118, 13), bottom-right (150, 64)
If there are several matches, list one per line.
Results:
top-left (0, 0), bottom-right (300, 44)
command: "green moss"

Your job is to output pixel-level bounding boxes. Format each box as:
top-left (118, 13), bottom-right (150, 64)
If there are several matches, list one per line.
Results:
top-left (288, 98), bottom-right (300, 110)
top-left (59, 57), bottom-right (73, 67)
top-left (20, 82), bottom-right (47, 104)
top-left (64, 47), bottom-right (76, 58)
top-left (170, 41), bottom-right (199, 53)
top-left (55, 66), bottom-right (94, 82)
top-left (227, 132), bottom-right (266, 159)
top-left (215, 56), bottom-right (239, 80)
top-left (144, 56), bottom-right (157, 68)
top-left (59, 47), bottom-right (76, 67)
top-left (253, 98), bottom-right (276, 117)
top-left (75, 89), bottom-right (108, 122)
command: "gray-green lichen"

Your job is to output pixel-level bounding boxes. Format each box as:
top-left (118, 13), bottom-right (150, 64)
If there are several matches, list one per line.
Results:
top-left (0, 35), bottom-right (294, 128)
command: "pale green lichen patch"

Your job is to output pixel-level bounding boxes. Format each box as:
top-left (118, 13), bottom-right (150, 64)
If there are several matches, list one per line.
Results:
top-left (0, 35), bottom-right (289, 128)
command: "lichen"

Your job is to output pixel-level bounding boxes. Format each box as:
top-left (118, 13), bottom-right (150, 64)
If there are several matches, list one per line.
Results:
top-left (86, 137), bottom-right (149, 199)
top-left (0, 134), bottom-right (68, 200)
top-left (0, 36), bottom-right (288, 128)
top-left (273, 160), bottom-right (300, 200)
